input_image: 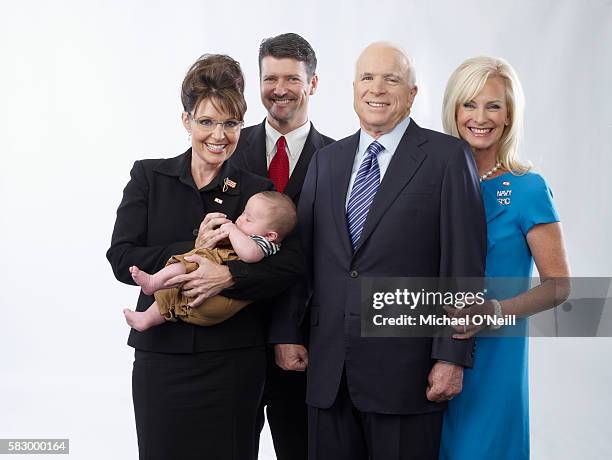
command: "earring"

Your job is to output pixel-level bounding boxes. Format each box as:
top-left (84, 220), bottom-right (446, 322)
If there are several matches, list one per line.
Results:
top-left (188, 132), bottom-right (192, 143)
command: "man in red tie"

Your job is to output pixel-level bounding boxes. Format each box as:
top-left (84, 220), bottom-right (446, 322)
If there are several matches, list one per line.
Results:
top-left (230, 33), bottom-right (334, 460)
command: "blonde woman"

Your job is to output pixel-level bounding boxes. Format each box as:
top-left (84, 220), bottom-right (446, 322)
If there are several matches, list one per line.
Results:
top-left (439, 56), bottom-right (570, 459)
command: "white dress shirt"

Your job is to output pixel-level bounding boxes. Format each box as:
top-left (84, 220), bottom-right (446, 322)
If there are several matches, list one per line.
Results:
top-left (265, 119), bottom-right (311, 176)
top-left (346, 116), bottom-right (412, 208)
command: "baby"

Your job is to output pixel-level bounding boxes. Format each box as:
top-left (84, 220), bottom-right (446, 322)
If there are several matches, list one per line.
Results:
top-left (123, 191), bottom-right (297, 331)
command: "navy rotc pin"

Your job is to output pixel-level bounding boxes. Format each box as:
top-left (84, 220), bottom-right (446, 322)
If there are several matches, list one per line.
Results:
top-left (497, 187), bottom-right (512, 206)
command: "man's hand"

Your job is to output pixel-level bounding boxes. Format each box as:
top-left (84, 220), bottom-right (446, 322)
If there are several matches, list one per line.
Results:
top-left (195, 213), bottom-right (231, 248)
top-left (275, 344), bottom-right (309, 371)
top-left (426, 361), bottom-right (463, 402)
top-left (165, 254), bottom-right (234, 307)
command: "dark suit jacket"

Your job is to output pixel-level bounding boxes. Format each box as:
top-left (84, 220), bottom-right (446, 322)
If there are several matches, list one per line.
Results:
top-left (279, 120), bottom-right (487, 414)
top-left (106, 149), bottom-right (304, 352)
top-left (230, 120), bottom-right (335, 344)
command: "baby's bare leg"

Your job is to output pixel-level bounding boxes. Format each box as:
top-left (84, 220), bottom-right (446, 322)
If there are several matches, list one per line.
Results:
top-left (130, 263), bottom-right (186, 295)
top-left (123, 302), bottom-right (166, 332)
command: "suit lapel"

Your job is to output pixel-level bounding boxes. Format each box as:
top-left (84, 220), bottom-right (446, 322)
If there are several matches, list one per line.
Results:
top-left (353, 121), bottom-right (428, 254)
top-left (331, 131), bottom-right (361, 258)
top-left (284, 124), bottom-right (325, 200)
top-left (243, 121), bottom-right (268, 177)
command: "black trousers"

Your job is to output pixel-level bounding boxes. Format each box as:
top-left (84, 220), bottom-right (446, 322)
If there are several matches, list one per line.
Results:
top-left (256, 347), bottom-right (308, 460)
top-left (308, 372), bottom-right (443, 460)
top-left (132, 347), bottom-right (265, 460)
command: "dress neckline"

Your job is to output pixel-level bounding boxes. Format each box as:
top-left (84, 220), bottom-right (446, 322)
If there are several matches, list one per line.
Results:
top-left (480, 171), bottom-right (514, 186)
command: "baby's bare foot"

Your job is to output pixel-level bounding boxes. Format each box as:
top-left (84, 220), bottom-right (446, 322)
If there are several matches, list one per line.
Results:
top-left (123, 308), bottom-right (152, 332)
top-left (130, 266), bottom-right (158, 295)
top-left (123, 308), bottom-right (164, 332)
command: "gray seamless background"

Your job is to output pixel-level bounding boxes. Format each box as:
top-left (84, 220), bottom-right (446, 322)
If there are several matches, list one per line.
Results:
top-left (1, 1), bottom-right (610, 458)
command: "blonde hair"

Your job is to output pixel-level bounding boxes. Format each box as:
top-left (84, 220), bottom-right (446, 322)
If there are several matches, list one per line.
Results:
top-left (442, 56), bottom-right (531, 174)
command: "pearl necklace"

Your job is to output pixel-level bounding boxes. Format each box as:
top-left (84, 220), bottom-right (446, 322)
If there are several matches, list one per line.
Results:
top-left (479, 162), bottom-right (502, 182)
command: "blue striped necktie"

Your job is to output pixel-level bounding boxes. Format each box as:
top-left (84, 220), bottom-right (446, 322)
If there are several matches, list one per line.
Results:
top-left (346, 140), bottom-right (384, 250)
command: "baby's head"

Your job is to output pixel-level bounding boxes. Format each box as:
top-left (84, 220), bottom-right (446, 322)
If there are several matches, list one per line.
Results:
top-left (236, 191), bottom-right (297, 243)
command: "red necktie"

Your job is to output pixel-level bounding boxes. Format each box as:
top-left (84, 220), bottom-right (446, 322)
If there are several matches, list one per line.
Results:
top-left (268, 136), bottom-right (289, 193)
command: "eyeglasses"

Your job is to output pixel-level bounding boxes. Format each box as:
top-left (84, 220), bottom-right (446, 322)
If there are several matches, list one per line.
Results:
top-left (190, 114), bottom-right (244, 133)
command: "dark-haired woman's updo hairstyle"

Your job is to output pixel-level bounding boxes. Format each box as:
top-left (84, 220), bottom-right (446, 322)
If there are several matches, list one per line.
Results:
top-left (181, 54), bottom-right (247, 121)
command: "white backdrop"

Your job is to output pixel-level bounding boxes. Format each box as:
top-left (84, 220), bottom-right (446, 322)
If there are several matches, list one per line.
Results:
top-left (1, 1), bottom-right (611, 458)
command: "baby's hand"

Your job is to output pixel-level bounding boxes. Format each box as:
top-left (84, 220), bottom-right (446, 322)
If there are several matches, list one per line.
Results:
top-left (220, 222), bottom-right (237, 234)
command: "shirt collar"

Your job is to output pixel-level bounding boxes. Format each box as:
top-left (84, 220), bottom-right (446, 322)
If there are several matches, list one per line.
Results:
top-left (265, 118), bottom-right (311, 158)
top-left (358, 116), bottom-right (411, 157)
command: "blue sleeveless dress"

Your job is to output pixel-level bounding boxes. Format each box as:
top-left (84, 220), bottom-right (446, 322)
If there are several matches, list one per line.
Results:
top-left (439, 172), bottom-right (559, 460)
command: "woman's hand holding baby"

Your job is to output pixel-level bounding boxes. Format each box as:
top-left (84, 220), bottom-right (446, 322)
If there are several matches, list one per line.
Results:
top-left (196, 212), bottom-right (231, 248)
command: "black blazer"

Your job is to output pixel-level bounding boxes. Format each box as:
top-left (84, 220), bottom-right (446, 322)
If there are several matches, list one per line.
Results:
top-left (230, 120), bottom-right (335, 343)
top-left (106, 149), bottom-right (304, 352)
top-left (279, 120), bottom-right (487, 413)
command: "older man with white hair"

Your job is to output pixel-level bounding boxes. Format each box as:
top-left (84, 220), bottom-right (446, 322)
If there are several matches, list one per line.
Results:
top-left (274, 42), bottom-right (487, 459)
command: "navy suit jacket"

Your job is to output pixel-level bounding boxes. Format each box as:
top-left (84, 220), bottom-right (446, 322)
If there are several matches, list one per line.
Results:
top-left (279, 120), bottom-right (487, 414)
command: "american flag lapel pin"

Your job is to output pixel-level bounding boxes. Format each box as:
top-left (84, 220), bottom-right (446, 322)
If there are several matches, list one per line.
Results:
top-left (223, 177), bottom-right (237, 193)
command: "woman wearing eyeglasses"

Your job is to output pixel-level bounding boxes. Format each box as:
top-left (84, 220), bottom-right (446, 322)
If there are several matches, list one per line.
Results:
top-left (106, 54), bottom-right (303, 460)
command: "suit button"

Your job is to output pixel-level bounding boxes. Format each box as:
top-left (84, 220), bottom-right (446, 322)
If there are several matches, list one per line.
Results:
top-left (349, 270), bottom-right (359, 278)
top-left (193, 229), bottom-right (199, 236)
